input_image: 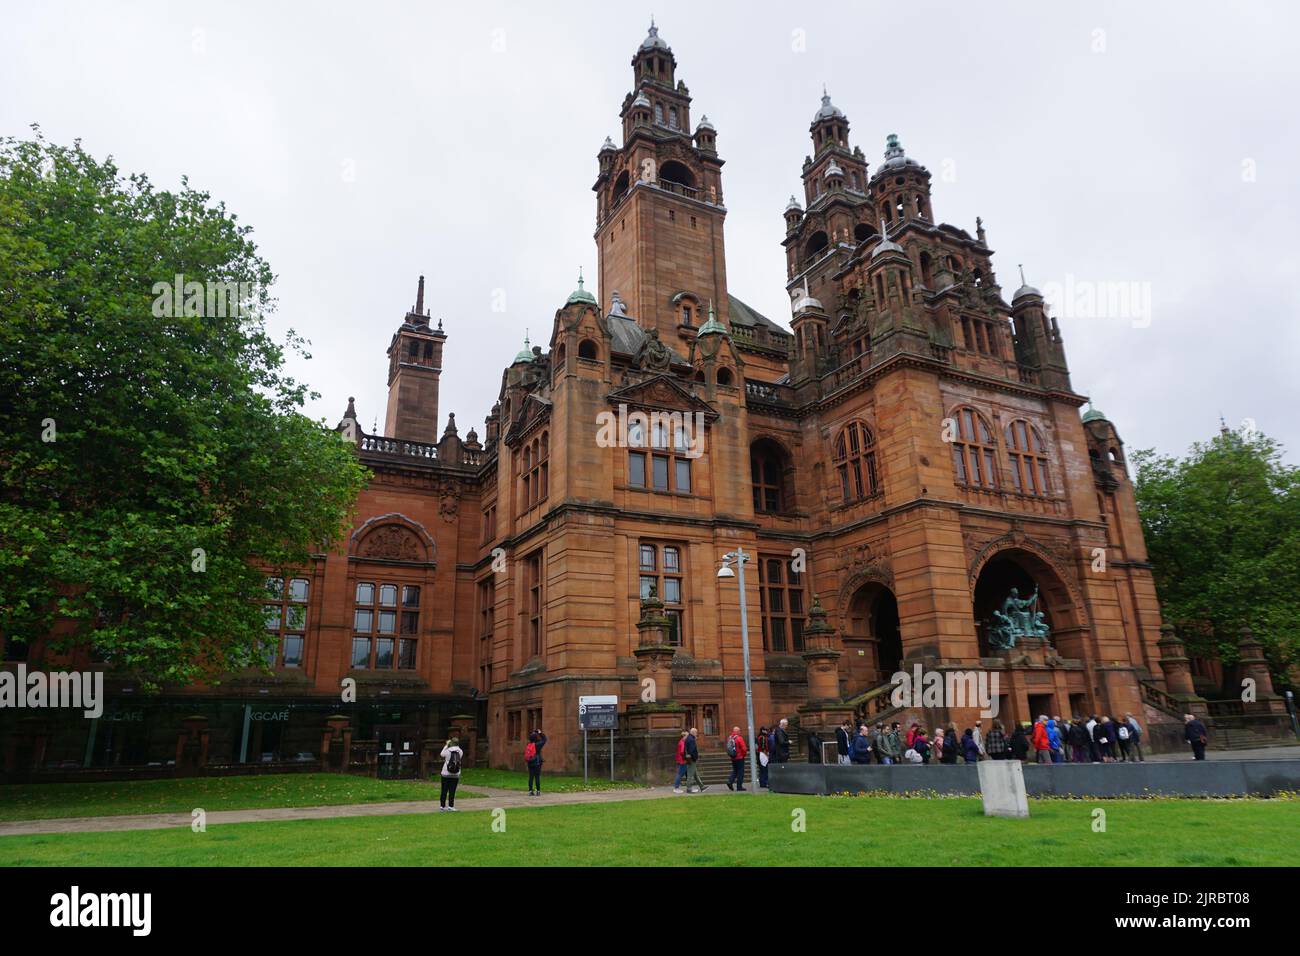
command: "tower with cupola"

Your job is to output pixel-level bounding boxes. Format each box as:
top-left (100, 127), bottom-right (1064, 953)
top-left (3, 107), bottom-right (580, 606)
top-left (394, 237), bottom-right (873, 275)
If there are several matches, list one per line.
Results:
top-left (593, 21), bottom-right (729, 350)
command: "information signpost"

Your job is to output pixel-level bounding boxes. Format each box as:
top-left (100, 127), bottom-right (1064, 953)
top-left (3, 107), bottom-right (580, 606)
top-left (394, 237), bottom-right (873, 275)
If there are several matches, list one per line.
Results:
top-left (578, 695), bottom-right (619, 784)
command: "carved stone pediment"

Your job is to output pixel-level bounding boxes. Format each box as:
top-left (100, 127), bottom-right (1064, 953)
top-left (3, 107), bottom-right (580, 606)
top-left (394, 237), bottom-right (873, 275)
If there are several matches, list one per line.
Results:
top-left (607, 373), bottom-right (720, 421)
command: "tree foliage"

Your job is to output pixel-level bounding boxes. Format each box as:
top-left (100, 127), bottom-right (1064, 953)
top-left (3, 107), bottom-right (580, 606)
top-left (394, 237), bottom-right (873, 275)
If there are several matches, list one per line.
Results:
top-left (0, 129), bottom-right (368, 687)
top-left (1133, 427), bottom-right (1300, 687)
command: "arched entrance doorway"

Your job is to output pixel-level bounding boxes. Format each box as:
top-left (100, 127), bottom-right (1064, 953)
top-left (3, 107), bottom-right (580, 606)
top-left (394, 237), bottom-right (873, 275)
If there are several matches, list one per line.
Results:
top-left (843, 582), bottom-right (902, 691)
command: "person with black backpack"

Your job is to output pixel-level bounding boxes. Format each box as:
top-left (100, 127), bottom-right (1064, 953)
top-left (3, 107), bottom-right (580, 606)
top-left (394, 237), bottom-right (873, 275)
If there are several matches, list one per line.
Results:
top-left (439, 736), bottom-right (464, 811)
top-left (726, 726), bottom-right (748, 790)
top-left (525, 729), bottom-right (547, 796)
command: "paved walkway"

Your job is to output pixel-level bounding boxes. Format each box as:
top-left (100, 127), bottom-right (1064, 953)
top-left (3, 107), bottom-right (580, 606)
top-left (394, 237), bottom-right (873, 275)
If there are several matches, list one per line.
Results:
top-left (3, 745), bottom-right (1295, 838)
top-left (0, 783), bottom-right (734, 838)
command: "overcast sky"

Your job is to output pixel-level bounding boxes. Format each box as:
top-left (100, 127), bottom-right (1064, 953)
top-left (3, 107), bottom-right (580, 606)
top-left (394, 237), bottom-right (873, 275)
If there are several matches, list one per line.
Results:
top-left (5, 1), bottom-right (1298, 461)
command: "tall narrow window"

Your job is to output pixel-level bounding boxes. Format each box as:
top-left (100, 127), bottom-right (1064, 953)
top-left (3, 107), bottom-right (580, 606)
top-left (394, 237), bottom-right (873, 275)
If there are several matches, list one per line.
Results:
top-left (750, 439), bottom-right (789, 514)
top-left (1007, 419), bottom-right (1051, 496)
top-left (951, 407), bottom-right (998, 489)
top-left (758, 556), bottom-right (805, 653)
top-left (525, 550), bottom-right (544, 658)
top-left (262, 576), bottom-right (309, 668)
top-left (832, 421), bottom-right (880, 503)
top-left (639, 542), bottom-right (684, 646)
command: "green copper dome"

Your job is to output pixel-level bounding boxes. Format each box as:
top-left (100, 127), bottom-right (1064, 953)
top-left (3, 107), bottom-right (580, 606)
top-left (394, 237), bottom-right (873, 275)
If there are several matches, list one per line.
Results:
top-left (513, 334), bottom-right (534, 364)
top-left (567, 271), bottom-right (596, 306)
top-left (696, 301), bottom-right (728, 337)
top-left (1081, 404), bottom-right (1108, 424)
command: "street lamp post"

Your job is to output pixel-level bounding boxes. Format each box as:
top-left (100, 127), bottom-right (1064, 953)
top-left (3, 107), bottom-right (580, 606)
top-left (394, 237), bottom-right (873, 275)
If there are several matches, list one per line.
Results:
top-left (718, 547), bottom-right (760, 792)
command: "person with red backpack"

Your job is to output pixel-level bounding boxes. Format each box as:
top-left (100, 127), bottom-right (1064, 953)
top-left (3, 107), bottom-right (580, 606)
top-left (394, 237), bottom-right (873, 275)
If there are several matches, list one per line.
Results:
top-left (725, 726), bottom-right (748, 791)
top-left (525, 729), bottom-right (547, 796)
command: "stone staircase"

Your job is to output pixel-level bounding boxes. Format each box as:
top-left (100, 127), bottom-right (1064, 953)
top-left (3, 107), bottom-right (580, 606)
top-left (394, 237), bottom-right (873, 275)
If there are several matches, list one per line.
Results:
top-left (694, 733), bottom-right (807, 785)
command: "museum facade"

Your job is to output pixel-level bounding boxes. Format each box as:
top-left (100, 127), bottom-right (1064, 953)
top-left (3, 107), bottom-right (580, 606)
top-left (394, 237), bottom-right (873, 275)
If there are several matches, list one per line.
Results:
top-left (8, 24), bottom-right (1229, 780)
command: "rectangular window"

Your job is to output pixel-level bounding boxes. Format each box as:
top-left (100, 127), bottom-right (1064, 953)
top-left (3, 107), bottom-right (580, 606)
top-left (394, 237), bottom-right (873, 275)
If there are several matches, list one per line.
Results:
top-left (352, 637), bottom-right (371, 669)
top-left (356, 582), bottom-right (374, 605)
top-left (675, 458), bottom-right (691, 493)
top-left (629, 451), bottom-right (647, 488)
top-left (652, 454), bottom-right (670, 491)
top-left (377, 610), bottom-right (396, 634)
top-left (282, 635), bottom-right (304, 668)
top-left (526, 550), bottom-right (544, 658)
top-left (639, 542), bottom-right (684, 646)
top-left (354, 608), bottom-right (373, 633)
top-left (398, 639), bottom-right (417, 670)
top-left (375, 638), bottom-right (394, 669)
top-left (759, 554), bottom-right (806, 653)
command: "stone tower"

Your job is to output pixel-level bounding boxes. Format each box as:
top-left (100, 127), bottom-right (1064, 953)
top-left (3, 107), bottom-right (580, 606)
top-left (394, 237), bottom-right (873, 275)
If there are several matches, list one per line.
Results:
top-left (593, 21), bottom-right (728, 350)
top-left (383, 275), bottom-right (446, 443)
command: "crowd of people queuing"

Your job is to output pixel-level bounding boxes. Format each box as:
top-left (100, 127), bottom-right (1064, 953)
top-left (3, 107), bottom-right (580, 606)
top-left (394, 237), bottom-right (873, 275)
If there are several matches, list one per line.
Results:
top-left (823, 712), bottom-right (1153, 765)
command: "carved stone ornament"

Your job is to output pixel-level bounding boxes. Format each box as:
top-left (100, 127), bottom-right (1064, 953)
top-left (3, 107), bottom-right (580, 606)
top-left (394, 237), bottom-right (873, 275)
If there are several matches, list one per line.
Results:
top-left (361, 525), bottom-right (423, 561)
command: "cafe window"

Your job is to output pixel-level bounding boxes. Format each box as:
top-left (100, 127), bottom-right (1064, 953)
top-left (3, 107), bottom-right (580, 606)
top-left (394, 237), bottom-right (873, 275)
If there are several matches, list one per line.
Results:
top-left (353, 580), bottom-right (419, 670)
top-left (638, 542), bottom-right (685, 646)
top-left (262, 576), bottom-right (309, 667)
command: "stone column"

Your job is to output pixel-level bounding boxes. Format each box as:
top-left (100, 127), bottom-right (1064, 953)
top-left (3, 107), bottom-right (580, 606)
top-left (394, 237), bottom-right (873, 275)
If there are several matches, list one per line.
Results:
top-left (1237, 626), bottom-right (1286, 714)
top-left (1156, 624), bottom-right (1206, 715)
top-left (625, 589), bottom-right (687, 781)
top-left (798, 596), bottom-right (855, 746)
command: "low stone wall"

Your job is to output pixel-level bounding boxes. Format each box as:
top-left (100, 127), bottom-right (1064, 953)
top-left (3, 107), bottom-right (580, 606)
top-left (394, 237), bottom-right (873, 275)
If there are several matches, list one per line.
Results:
top-left (769, 758), bottom-right (1300, 798)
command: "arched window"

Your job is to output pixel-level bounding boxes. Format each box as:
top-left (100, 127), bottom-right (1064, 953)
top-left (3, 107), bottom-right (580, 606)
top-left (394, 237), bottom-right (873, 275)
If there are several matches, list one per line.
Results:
top-left (750, 438), bottom-right (792, 514)
top-left (950, 407), bottom-right (997, 489)
top-left (716, 367), bottom-right (733, 387)
top-left (654, 103), bottom-right (664, 125)
top-left (578, 339), bottom-right (599, 361)
top-left (805, 231), bottom-right (828, 259)
top-left (832, 421), bottom-right (880, 502)
top-left (1006, 420), bottom-right (1050, 496)
top-left (612, 170), bottom-right (630, 204)
top-left (659, 160), bottom-right (695, 188)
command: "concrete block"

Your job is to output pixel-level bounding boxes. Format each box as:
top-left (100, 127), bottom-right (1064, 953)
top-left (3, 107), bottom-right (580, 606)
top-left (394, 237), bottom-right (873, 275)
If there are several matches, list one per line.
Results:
top-left (978, 759), bottom-right (1029, 817)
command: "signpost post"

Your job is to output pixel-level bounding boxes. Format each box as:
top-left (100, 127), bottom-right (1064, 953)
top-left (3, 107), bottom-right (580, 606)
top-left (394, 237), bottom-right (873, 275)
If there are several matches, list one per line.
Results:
top-left (579, 695), bottom-right (619, 784)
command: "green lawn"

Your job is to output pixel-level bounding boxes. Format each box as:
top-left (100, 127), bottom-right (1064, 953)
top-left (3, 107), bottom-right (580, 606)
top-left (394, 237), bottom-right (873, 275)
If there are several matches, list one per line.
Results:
top-left (0, 774), bottom-right (482, 822)
top-left (2, 794), bottom-right (1294, 866)
top-left (461, 768), bottom-right (644, 793)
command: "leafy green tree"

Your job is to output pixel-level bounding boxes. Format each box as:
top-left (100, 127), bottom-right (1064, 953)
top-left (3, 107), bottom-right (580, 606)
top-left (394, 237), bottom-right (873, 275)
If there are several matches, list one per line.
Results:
top-left (1133, 426), bottom-right (1300, 688)
top-left (0, 129), bottom-right (368, 687)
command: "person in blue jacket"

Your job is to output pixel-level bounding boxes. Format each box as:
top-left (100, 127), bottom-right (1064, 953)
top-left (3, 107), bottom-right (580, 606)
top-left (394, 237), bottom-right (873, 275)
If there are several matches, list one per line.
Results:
top-left (1046, 718), bottom-right (1064, 764)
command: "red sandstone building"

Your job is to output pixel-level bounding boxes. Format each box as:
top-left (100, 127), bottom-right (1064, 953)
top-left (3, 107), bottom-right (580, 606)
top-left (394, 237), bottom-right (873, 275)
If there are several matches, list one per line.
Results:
top-left (11, 24), bottom-right (1281, 780)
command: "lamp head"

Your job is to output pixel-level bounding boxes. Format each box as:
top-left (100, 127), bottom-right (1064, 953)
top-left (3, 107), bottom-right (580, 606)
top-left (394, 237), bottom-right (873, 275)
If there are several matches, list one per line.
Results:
top-left (717, 565), bottom-right (735, 579)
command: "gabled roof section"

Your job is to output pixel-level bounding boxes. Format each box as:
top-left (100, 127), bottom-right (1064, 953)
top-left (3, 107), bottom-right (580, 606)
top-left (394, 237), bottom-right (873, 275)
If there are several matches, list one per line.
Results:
top-left (606, 373), bottom-right (720, 421)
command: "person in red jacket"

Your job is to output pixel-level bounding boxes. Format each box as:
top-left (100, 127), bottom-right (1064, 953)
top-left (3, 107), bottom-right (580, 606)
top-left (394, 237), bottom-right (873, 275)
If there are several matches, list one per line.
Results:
top-left (1031, 716), bottom-right (1051, 764)
top-left (726, 726), bottom-right (748, 791)
top-left (672, 730), bottom-right (690, 793)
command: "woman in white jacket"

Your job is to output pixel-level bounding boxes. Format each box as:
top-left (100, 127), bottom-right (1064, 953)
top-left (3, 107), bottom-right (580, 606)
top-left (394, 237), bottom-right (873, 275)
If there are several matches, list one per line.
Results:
top-left (439, 737), bottom-right (464, 811)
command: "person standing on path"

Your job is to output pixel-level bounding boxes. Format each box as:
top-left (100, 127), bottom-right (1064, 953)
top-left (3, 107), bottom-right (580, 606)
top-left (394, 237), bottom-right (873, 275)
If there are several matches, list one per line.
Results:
top-left (985, 721), bottom-right (1009, 760)
top-left (1124, 712), bottom-right (1146, 761)
top-left (525, 729), bottom-right (547, 796)
top-left (684, 726), bottom-right (708, 792)
top-left (439, 736), bottom-right (464, 811)
top-left (756, 725), bottom-right (771, 788)
top-left (1032, 716), bottom-right (1051, 764)
top-left (835, 720), bottom-right (852, 765)
top-left (726, 726), bottom-right (748, 790)
top-left (1184, 714), bottom-right (1210, 760)
top-left (774, 719), bottom-right (792, 763)
top-left (672, 730), bottom-right (690, 793)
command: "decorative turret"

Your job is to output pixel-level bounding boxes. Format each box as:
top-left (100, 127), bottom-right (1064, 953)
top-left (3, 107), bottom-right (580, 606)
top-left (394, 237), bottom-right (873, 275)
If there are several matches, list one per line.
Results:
top-left (695, 301), bottom-right (728, 338)
top-left (566, 269), bottom-right (597, 307)
top-left (869, 134), bottom-right (933, 223)
top-left (1010, 265), bottom-right (1069, 388)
